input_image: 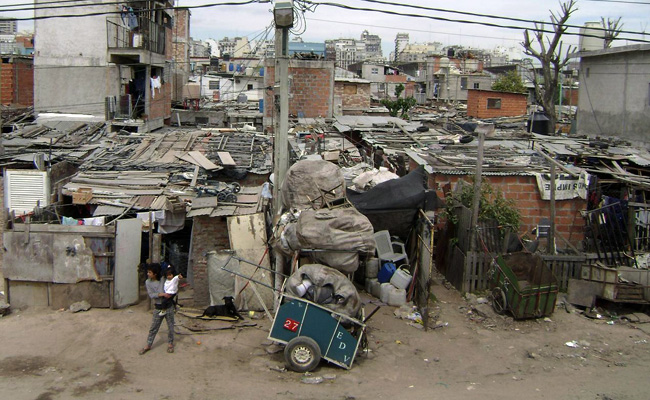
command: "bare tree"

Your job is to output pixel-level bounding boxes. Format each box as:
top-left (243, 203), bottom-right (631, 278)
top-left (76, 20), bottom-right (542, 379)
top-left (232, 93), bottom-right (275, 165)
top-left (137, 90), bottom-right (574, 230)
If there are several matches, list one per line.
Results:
top-left (522, 0), bottom-right (577, 134)
top-left (602, 17), bottom-right (623, 48)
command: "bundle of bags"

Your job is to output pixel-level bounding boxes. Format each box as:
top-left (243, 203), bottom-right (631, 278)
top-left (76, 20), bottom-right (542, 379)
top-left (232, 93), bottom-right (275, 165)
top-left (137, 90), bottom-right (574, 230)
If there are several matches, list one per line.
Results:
top-left (273, 160), bottom-right (375, 274)
top-left (285, 264), bottom-right (362, 318)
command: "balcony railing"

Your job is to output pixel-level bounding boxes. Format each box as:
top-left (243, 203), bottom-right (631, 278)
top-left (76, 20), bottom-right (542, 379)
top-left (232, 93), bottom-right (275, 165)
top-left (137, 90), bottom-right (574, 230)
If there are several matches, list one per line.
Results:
top-left (107, 17), bottom-right (165, 55)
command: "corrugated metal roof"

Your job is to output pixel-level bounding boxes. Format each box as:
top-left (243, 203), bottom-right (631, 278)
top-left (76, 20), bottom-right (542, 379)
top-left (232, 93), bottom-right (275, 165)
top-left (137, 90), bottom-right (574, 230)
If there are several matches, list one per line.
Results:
top-left (187, 208), bottom-right (214, 217)
top-left (93, 205), bottom-right (127, 216)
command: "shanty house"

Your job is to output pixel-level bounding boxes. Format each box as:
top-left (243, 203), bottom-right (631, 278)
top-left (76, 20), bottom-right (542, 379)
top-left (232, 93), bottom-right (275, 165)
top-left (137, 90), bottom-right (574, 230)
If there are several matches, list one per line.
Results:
top-left (572, 44), bottom-right (650, 146)
top-left (466, 89), bottom-right (528, 118)
top-left (334, 77), bottom-right (371, 116)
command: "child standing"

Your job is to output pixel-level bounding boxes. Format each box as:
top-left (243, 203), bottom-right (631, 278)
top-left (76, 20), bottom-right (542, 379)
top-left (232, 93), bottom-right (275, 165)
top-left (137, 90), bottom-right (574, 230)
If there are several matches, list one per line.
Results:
top-left (159, 267), bottom-right (182, 316)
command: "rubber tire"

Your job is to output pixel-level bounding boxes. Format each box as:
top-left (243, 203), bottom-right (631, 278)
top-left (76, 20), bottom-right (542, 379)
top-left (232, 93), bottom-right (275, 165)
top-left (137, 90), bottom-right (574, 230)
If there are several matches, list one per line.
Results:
top-left (284, 336), bottom-right (321, 373)
top-left (230, 182), bottom-right (241, 193)
top-left (492, 287), bottom-right (507, 315)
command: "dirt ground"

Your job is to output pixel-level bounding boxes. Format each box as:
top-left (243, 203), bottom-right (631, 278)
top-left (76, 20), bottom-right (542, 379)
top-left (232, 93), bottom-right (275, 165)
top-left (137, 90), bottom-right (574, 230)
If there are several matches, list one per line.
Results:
top-left (2, 272), bottom-right (650, 400)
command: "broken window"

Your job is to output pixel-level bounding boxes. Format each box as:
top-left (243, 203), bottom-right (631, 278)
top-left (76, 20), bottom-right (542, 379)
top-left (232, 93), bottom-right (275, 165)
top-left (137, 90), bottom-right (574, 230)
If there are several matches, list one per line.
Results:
top-left (247, 84), bottom-right (254, 91)
top-left (474, 82), bottom-right (480, 89)
top-left (487, 98), bottom-right (502, 109)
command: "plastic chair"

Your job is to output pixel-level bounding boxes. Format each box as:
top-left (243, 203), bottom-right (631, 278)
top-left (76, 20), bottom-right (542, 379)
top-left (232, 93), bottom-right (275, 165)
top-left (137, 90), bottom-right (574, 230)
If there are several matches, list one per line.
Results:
top-left (373, 230), bottom-right (407, 264)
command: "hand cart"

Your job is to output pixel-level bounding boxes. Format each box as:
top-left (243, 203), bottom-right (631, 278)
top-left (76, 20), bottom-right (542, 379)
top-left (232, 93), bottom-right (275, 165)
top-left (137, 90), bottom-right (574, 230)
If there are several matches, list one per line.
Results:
top-left (220, 251), bottom-right (376, 372)
top-left (268, 291), bottom-right (374, 372)
top-left (488, 252), bottom-right (559, 319)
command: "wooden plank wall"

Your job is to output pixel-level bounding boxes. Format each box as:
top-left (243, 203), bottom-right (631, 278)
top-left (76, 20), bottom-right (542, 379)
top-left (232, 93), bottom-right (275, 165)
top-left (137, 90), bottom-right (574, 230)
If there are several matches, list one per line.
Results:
top-left (448, 251), bottom-right (590, 293)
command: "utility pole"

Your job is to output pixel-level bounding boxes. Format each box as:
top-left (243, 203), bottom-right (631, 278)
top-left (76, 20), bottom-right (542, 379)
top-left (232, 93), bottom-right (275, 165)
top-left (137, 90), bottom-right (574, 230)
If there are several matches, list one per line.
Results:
top-left (272, 0), bottom-right (292, 216)
top-left (271, 1), bottom-right (293, 308)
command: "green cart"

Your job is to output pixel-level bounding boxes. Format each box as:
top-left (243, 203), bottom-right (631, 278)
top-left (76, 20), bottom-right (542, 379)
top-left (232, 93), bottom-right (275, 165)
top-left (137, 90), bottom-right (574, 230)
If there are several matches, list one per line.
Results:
top-left (488, 252), bottom-right (559, 319)
top-left (268, 292), bottom-right (367, 372)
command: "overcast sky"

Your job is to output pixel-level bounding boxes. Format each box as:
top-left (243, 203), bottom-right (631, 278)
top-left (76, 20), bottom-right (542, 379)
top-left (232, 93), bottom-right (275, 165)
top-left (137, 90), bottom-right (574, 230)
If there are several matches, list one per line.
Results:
top-left (2, 0), bottom-right (649, 55)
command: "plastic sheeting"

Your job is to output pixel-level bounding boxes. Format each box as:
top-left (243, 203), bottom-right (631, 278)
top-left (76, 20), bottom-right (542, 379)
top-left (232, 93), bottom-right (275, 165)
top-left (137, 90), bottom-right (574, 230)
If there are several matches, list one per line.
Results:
top-left (346, 166), bottom-right (428, 212)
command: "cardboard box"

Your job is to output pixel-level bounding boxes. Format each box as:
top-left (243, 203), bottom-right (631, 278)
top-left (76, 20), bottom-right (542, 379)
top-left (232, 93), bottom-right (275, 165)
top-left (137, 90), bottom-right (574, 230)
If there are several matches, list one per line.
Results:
top-left (73, 188), bottom-right (93, 205)
top-left (581, 263), bottom-right (618, 283)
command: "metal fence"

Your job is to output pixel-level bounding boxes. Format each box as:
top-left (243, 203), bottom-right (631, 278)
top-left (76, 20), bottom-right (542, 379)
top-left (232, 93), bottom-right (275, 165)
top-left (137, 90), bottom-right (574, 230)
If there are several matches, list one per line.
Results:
top-left (106, 19), bottom-right (165, 54)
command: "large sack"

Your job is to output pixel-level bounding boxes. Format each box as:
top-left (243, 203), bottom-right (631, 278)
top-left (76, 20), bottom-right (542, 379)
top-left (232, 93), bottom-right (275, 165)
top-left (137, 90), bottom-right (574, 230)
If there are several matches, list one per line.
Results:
top-left (285, 264), bottom-right (361, 318)
top-left (296, 208), bottom-right (375, 273)
top-left (282, 160), bottom-right (346, 211)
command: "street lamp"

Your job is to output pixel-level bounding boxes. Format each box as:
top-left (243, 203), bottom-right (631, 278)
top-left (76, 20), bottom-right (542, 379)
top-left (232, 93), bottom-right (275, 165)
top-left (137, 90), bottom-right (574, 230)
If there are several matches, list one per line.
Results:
top-left (273, 0), bottom-right (294, 28)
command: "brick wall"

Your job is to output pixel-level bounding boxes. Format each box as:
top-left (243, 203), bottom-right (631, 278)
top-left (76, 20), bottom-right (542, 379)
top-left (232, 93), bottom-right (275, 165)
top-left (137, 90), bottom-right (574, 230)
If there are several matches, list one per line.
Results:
top-left (264, 60), bottom-right (335, 120)
top-left (334, 81), bottom-right (370, 112)
top-left (562, 87), bottom-right (579, 107)
top-left (467, 89), bottom-right (527, 119)
top-left (415, 167), bottom-right (586, 246)
top-left (189, 216), bottom-right (231, 306)
top-left (0, 58), bottom-right (34, 106)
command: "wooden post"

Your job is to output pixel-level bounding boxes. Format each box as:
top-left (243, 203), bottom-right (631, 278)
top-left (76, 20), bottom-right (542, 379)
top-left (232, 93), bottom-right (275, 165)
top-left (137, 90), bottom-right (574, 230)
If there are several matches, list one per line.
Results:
top-left (469, 130), bottom-right (486, 253)
top-left (148, 211), bottom-right (154, 263)
top-left (549, 163), bottom-right (556, 254)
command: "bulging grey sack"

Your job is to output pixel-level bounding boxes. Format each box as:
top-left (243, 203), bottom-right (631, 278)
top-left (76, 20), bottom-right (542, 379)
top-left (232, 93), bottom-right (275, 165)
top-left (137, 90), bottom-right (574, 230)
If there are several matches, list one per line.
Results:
top-left (281, 160), bottom-right (345, 211)
top-left (296, 208), bottom-right (375, 274)
top-left (285, 264), bottom-right (361, 318)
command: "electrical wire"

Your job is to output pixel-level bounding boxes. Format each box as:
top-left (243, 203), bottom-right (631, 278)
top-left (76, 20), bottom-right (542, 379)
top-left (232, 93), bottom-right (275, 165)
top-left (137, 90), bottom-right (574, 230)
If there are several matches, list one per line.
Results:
top-left (299, 0), bottom-right (650, 44)
top-left (354, 0), bottom-right (648, 38)
top-left (0, 0), bottom-right (259, 22)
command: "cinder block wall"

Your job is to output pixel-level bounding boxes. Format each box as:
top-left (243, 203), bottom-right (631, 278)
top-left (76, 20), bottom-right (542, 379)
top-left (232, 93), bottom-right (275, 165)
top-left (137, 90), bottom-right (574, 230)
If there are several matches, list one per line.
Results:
top-left (419, 170), bottom-right (585, 246)
top-left (467, 90), bottom-right (527, 119)
top-left (190, 216), bottom-right (230, 306)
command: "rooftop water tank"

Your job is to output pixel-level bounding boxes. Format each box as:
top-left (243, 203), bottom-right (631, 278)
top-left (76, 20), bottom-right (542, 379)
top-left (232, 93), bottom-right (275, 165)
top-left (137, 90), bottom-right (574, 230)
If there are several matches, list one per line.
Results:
top-left (579, 22), bottom-right (605, 52)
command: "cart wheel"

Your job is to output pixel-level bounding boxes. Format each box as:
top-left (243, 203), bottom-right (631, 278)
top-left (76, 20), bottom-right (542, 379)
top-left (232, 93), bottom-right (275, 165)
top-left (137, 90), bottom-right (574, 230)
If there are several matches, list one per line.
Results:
top-left (230, 182), bottom-right (241, 193)
top-left (492, 287), bottom-right (507, 315)
top-left (217, 192), bottom-right (228, 202)
top-left (226, 193), bottom-right (238, 203)
top-left (284, 336), bottom-right (321, 373)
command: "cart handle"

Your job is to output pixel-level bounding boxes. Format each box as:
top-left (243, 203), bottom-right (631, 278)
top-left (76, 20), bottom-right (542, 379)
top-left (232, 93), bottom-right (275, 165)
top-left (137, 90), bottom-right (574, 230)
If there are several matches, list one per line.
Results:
top-left (363, 305), bottom-right (381, 323)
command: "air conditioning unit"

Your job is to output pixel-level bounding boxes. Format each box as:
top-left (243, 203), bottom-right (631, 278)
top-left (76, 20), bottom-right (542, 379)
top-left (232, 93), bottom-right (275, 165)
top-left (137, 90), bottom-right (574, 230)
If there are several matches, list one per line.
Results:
top-left (5, 169), bottom-right (50, 216)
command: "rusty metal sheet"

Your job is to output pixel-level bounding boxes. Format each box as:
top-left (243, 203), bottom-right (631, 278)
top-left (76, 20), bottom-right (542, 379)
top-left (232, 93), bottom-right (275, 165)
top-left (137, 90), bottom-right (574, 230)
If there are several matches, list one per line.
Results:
top-left (190, 197), bottom-right (219, 208)
top-left (210, 206), bottom-right (237, 217)
top-left (217, 151), bottom-right (237, 166)
top-left (236, 194), bottom-right (259, 204)
top-left (188, 151), bottom-right (220, 170)
top-left (187, 208), bottom-right (214, 217)
top-left (134, 195), bottom-right (157, 209)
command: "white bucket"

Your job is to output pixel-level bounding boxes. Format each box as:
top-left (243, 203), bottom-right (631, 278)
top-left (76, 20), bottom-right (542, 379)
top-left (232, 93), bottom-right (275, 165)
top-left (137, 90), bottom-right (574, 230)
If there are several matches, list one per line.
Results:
top-left (387, 287), bottom-right (407, 306)
top-left (365, 257), bottom-right (379, 279)
top-left (390, 267), bottom-right (412, 290)
top-left (380, 282), bottom-right (393, 303)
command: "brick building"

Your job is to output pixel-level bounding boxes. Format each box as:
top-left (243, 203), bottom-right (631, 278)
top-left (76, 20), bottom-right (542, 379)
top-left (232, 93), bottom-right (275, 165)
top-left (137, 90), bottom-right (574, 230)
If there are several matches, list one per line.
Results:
top-left (171, 8), bottom-right (191, 102)
top-left (263, 59), bottom-right (335, 130)
top-left (408, 152), bottom-right (586, 247)
top-left (334, 77), bottom-right (370, 115)
top-left (1, 55), bottom-right (33, 106)
top-left (467, 89), bottom-right (527, 119)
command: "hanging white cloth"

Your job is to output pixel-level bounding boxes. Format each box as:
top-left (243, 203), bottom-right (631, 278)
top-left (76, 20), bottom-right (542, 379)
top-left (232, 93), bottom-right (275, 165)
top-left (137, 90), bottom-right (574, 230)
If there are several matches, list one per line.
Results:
top-left (150, 76), bottom-right (162, 98)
